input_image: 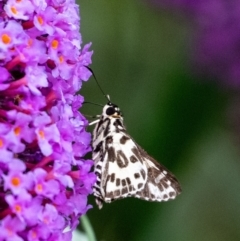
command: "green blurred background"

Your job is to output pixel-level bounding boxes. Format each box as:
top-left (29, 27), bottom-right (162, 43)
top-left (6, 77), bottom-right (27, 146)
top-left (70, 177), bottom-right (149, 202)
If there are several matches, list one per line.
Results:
top-left (78, 1), bottom-right (240, 240)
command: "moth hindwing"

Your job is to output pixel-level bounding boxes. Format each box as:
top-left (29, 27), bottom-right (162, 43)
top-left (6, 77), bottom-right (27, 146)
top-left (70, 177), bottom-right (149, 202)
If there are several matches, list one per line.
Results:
top-left (90, 101), bottom-right (181, 209)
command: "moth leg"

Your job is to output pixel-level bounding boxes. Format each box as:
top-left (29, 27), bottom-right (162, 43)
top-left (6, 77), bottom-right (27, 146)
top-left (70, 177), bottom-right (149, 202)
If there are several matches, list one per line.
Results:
top-left (89, 118), bottom-right (101, 126)
top-left (95, 196), bottom-right (104, 209)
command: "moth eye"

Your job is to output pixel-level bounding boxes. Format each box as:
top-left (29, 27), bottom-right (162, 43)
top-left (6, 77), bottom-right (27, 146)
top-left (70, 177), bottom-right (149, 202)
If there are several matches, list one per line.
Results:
top-left (106, 107), bottom-right (115, 115)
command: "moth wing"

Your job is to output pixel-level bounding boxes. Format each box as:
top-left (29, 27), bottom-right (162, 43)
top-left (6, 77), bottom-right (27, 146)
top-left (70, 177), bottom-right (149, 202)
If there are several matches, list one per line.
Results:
top-left (98, 132), bottom-right (148, 203)
top-left (133, 145), bottom-right (182, 202)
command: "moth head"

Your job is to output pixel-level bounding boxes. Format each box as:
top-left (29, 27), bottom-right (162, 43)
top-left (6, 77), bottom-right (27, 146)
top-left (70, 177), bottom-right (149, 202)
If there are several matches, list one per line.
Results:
top-left (103, 102), bottom-right (122, 118)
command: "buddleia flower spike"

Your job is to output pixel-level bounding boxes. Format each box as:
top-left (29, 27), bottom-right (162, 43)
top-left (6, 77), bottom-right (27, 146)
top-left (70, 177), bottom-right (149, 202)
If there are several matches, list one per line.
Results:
top-left (0, 0), bottom-right (95, 239)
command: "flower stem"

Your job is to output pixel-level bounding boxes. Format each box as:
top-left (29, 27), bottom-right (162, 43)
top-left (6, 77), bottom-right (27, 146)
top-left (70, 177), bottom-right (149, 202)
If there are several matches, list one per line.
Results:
top-left (80, 215), bottom-right (97, 241)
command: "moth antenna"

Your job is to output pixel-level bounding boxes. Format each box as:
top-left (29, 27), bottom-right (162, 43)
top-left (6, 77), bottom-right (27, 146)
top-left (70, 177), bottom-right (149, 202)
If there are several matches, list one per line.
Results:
top-left (85, 66), bottom-right (110, 102)
top-left (83, 101), bottom-right (104, 107)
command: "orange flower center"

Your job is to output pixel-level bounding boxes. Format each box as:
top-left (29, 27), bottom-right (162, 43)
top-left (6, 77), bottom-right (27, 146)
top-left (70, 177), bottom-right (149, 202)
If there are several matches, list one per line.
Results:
top-left (28, 39), bottom-right (33, 47)
top-left (59, 55), bottom-right (64, 63)
top-left (36, 183), bottom-right (43, 192)
top-left (1, 34), bottom-right (11, 44)
top-left (14, 204), bottom-right (21, 213)
top-left (37, 16), bottom-right (44, 25)
top-left (0, 139), bottom-right (3, 148)
top-left (11, 176), bottom-right (20, 187)
top-left (51, 40), bottom-right (59, 49)
top-left (10, 6), bottom-right (17, 14)
top-left (39, 130), bottom-right (45, 139)
top-left (14, 126), bottom-right (21, 136)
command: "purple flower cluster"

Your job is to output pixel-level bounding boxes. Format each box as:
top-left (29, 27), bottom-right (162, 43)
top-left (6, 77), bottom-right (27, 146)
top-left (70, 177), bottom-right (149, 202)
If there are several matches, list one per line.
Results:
top-left (151, 0), bottom-right (240, 87)
top-left (0, 0), bottom-right (95, 240)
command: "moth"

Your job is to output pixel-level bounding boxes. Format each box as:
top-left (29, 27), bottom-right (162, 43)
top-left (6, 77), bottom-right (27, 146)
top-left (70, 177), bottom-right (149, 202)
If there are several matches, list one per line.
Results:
top-left (89, 98), bottom-right (181, 209)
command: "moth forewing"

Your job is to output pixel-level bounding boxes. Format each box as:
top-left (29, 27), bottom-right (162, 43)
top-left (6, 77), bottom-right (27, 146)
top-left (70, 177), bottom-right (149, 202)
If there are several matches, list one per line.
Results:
top-left (91, 102), bottom-right (181, 209)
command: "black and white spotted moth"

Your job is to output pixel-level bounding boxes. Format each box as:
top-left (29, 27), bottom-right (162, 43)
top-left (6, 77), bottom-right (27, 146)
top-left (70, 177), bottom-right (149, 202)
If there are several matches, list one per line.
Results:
top-left (89, 101), bottom-right (181, 209)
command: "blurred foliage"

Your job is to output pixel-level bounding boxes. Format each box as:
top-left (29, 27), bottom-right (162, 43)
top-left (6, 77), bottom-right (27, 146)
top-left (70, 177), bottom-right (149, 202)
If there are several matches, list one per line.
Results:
top-left (78, 0), bottom-right (240, 241)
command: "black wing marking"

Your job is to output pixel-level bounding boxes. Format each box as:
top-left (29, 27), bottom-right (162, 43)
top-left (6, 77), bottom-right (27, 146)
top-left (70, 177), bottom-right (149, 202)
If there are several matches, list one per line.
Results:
top-left (133, 144), bottom-right (181, 201)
